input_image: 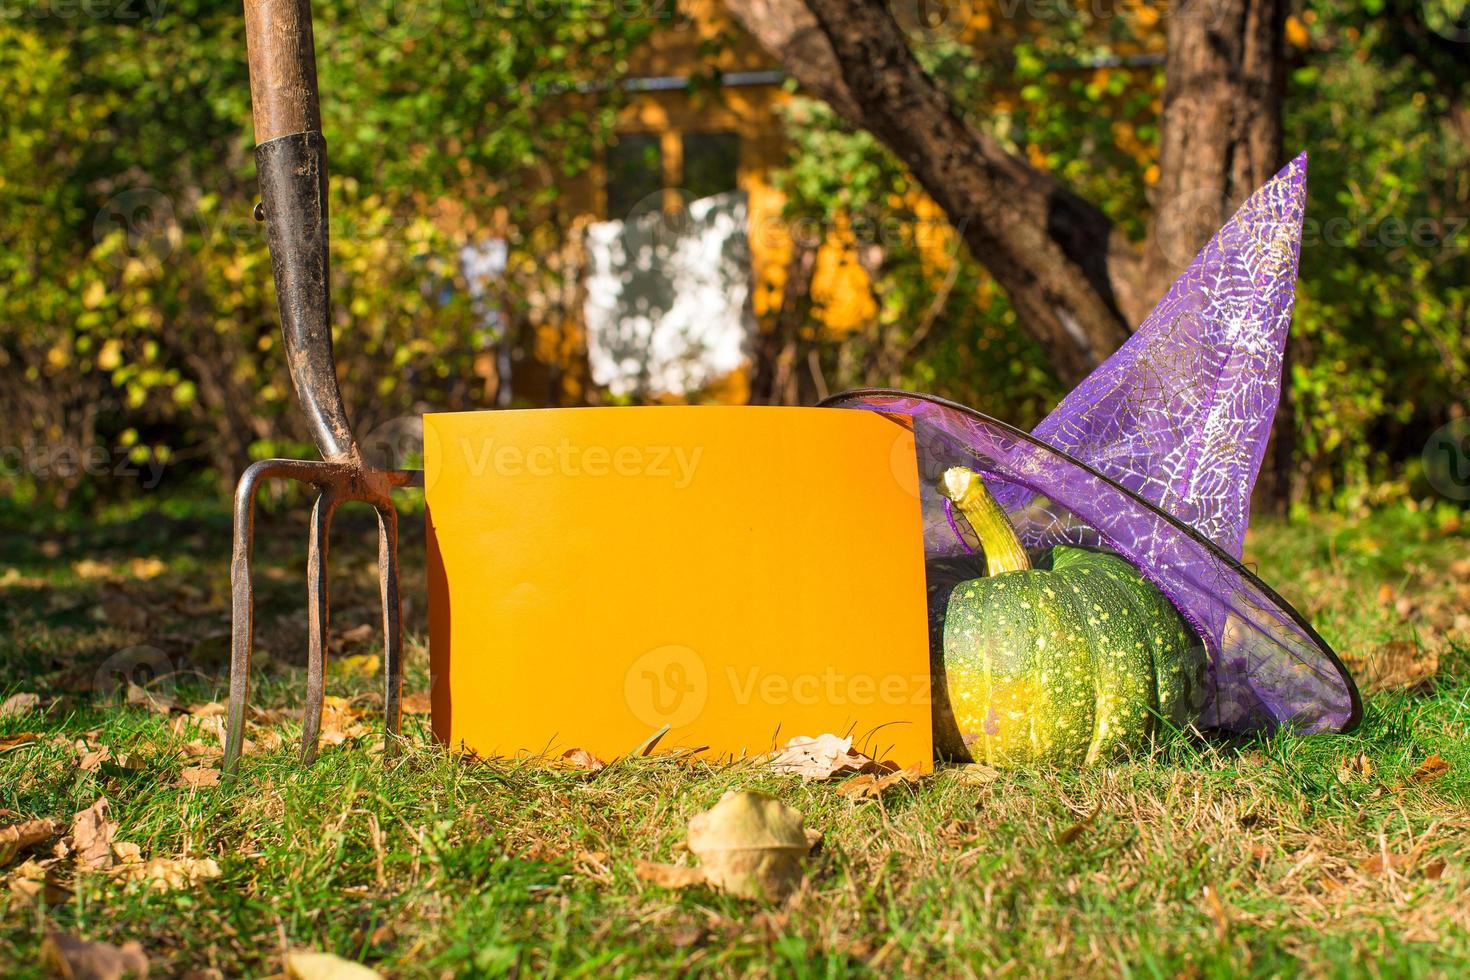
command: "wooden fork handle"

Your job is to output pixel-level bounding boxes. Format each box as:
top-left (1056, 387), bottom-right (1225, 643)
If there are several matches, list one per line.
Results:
top-left (243, 0), bottom-right (322, 143)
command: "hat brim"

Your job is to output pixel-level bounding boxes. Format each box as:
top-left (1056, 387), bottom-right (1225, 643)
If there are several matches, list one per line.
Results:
top-left (822, 389), bottom-right (1361, 735)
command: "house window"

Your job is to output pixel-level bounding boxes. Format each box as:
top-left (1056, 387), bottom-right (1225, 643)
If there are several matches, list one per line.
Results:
top-left (604, 131), bottom-right (742, 219)
top-left (681, 131), bottom-right (740, 200)
top-left (604, 134), bottom-right (663, 219)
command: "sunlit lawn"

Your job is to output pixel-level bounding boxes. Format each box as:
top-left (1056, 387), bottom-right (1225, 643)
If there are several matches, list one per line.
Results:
top-left (2, 493), bottom-right (1467, 977)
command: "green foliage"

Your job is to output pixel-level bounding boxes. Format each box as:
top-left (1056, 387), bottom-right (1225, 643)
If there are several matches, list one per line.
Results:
top-left (1287, 1), bottom-right (1469, 510)
top-left (2, 0), bottom-right (1464, 512)
top-left (0, 0), bottom-right (653, 503)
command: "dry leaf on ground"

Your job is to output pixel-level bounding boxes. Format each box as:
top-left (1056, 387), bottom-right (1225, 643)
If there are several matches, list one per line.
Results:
top-left (764, 734), bottom-right (885, 780)
top-left (1409, 754), bottom-right (1450, 785)
top-left (1344, 641), bottom-right (1438, 693)
top-left (7, 857), bottom-right (55, 900)
top-left (0, 692), bottom-right (40, 717)
top-left (125, 683), bottom-right (180, 716)
top-left (558, 748), bottom-right (606, 772)
top-left (112, 856), bottom-right (221, 891)
top-left (0, 818), bottom-right (63, 867)
top-left (329, 653), bottom-right (380, 679)
top-left (285, 949), bottom-right (383, 980)
top-left (178, 766), bottom-right (220, 789)
top-left (40, 930), bottom-right (149, 980)
top-left (950, 762), bottom-right (1003, 785)
top-left (686, 790), bottom-right (808, 901)
top-left (1359, 851), bottom-right (1412, 876)
top-left (1336, 751), bottom-right (1375, 783)
top-left (72, 798), bottom-right (117, 871)
top-left (0, 732), bottom-right (42, 752)
top-left (401, 692), bottom-right (432, 715)
top-left (634, 859), bottom-right (706, 890)
top-left (836, 765), bottom-right (924, 801)
top-left (1057, 804), bottom-right (1103, 845)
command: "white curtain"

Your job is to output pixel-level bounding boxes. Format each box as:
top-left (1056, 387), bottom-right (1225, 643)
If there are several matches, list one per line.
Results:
top-left (583, 190), bottom-right (755, 397)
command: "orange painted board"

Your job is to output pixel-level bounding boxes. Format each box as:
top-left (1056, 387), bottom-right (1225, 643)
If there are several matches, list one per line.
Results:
top-left (425, 406), bottom-right (933, 769)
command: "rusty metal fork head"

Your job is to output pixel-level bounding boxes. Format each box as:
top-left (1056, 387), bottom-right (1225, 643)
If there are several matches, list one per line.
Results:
top-left (224, 458), bottom-right (420, 774)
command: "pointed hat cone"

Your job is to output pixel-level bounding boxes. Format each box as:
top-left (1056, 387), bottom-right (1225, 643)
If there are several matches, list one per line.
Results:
top-left (824, 154), bottom-right (1360, 734)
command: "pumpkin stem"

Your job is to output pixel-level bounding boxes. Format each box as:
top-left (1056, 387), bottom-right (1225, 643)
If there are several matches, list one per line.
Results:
top-left (940, 467), bottom-right (1032, 575)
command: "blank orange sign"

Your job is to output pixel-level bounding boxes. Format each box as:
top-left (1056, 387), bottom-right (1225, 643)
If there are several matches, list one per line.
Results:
top-left (425, 406), bottom-right (933, 769)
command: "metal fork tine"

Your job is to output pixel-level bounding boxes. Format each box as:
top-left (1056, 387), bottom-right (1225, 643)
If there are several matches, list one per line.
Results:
top-left (224, 464), bottom-right (266, 775)
top-left (300, 491), bottom-right (337, 764)
top-left (376, 504), bottom-right (404, 758)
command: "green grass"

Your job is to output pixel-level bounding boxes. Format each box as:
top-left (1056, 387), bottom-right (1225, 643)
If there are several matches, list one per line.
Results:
top-left (2, 496), bottom-right (1467, 977)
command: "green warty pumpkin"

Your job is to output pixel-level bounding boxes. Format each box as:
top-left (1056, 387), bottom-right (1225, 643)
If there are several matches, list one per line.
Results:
top-left (935, 467), bottom-right (1204, 767)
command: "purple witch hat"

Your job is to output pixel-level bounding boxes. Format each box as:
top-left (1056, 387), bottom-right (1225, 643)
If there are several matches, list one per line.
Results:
top-left (824, 153), bottom-right (1360, 735)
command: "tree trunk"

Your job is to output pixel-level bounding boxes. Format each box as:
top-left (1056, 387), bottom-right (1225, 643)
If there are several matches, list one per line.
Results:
top-left (723, 0), bottom-right (1290, 365)
top-left (1139, 0), bottom-right (1289, 311)
top-left (725, 0), bottom-right (1296, 502)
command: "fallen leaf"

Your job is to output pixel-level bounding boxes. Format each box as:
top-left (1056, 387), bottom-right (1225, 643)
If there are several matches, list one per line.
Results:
top-left (1056, 804), bottom-right (1102, 845)
top-left (835, 765), bottom-right (924, 801)
top-left (98, 596), bottom-right (148, 631)
top-left (0, 692), bottom-right (40, 717)
top-left (1423, 859), bottom-right (1447, 880)
top-left (1200, 883), bottom-right (1230, 941)
top-left (112, 856), bottom-right (221, 891)
top-left (178, 766), bottom-right (220, 789)
top-left (634, 859), bottom-right (706, 890)
top-left (72, 798), bottom-right (117, 871)
top-left (79, 746), bottom-right (112, 773)
top-left (331, 623), bottom-right (376, 652)
top-left (329, 653), bottom-right (380, 679)
top-left (1409, 754), bottom-right (1450, 786)
top-left (285, 949), bottom-right (383, 979)
top-left (951, 762), bottom-right (1003, 786)
top-left (186, 702), bottom-right (227, 718)
top-left (72, 558), bottom-right (114, 580)
top-left (1360, 851), bottom-right (1413, 876)
top-left (40, 930), bottom-right (149, 979)
top-left (685, 790), bottom-right (808, 901)
top-left (401, 692), bottom-right (432, 715)
top-left (939, 819), bottom-right (977, 842)
top-left (0, 732), bottom-right (42, 752)
top-left (764, 734), bottom-right (883, 780)
top-left (126, 683), bottom-right (180, 716)
top-left (7, 857), bottom-right (51, 899)
top-left (127, 556), bottom-right (167, 580)
top-left (318, 697), bottom-right (371, 747)
top-left (1336, 751), bottom-right (1374, 783)
top-left (1343, 641), bottom-right (1438, 693)
top-left (558, 748), bottom-right (606, 772)
top-left (111, 842), bottom-right (142, 864)
top-left (803, 827), bottom-right (824, 855)
top-left (0, 818), bottom-right (63, 866)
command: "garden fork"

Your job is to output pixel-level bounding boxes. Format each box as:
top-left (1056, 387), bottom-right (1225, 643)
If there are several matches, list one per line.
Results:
top-left (224, 0), bottom-right (421, 774)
